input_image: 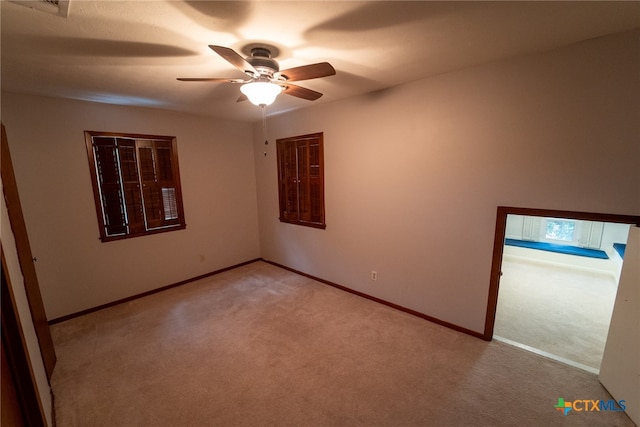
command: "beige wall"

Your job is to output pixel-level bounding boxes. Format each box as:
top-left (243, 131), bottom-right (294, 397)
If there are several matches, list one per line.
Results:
top-left (1, 94), bottom-right (261, 319)
top-left (254, 30), bottom-right (640, 334)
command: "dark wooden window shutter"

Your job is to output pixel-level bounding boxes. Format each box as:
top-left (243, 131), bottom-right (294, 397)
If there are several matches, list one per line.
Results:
top-left (85, 132), bottom-right (186, 242)
top-left (308, 139), bottom-right (323, 224)
top-left (276, 132), bottom-right (325, 229)
top-left (138, 141), bottom-right (163, 229)
top-left (117, 139), bottom-right (145, 234)
top-left (92, 137), bottom-right (127, 236)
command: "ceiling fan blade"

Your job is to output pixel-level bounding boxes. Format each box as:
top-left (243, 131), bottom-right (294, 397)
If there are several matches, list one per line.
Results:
top-left (278, 62), bottom-right (336, 82)
top-left (282, 83), bottom-right (323, 101)
top-left (236, 93), bottom-right (248, 103)
top-left (209, 45), bottom-right (258, 77)
top-left (177, 77), bottom-right (246, 83)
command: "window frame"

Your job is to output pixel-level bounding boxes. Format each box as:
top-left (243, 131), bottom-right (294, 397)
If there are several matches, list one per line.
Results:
top-left (84, 130), bottom-right (186, 242)
top-left (276, 132), bottom-right (326, 229)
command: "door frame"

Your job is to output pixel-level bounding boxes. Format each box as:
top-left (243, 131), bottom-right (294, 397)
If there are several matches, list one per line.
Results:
top-left (483, 206), bottom-right (640, 340)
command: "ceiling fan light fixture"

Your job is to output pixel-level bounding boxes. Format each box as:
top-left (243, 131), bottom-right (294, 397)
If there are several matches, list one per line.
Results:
top-left (240, 81), bottom-right (282, 106)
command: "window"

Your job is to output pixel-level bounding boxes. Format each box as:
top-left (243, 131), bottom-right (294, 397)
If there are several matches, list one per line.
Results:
top-left (276, 132), bottom-right (325, 229)
top-left (85, 131), bottom-right (186, 241)
top-left (545, 219), bottom-right (576, 242)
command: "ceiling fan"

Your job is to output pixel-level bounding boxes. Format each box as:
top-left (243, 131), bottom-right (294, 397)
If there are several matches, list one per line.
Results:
top-left (177, 45), bottom-right (336, 106)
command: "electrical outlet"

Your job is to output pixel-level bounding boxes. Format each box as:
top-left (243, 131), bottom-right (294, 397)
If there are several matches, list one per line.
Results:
top-left (371, 270), bottom-right (378, 281)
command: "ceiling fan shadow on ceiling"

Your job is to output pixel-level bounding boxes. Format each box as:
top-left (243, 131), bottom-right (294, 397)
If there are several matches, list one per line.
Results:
top-left (177, 44), bottom-right (336, 107)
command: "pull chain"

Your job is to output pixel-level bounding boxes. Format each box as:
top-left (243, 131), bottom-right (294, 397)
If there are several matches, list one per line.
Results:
top-left (262, 105), bottom-right (268, 145)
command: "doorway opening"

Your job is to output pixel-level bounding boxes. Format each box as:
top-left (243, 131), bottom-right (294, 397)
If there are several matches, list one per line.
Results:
top-left (484, 207), bottom-right (640, 372)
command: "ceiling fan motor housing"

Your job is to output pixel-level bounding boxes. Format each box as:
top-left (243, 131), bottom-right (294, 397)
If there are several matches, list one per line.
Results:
top-left (247, 47), bottom-right (279, 77)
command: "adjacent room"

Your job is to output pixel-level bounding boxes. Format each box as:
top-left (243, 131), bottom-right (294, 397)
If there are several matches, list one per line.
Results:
top-left (494, 215), bottom-right (630, 373)
top-left (1, 1), bottom-right (639, 425)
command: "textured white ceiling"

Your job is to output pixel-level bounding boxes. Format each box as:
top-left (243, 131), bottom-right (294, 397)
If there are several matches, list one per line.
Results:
top-left (2, 1), bottom-right (639, 122)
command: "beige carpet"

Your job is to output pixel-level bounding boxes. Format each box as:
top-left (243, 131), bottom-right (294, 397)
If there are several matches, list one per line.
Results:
top-left (494, 257), bottom-right (618, 371)
top-left (51, 261), bottom-right (633, 426)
